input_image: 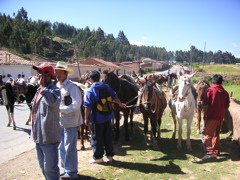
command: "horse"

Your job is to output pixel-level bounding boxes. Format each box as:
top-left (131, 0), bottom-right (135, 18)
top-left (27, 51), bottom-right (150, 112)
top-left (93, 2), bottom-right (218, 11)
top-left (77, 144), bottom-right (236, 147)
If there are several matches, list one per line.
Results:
top-left (25, 78), bottom-right (39, 125)
top-left (102, 70), bottom-right (139, 141)
top-left (195, 80), bottom-right (210, 134)
top-left (166, 73), bottom-right (178, 90)
top-left (156, 74), bottom-right (168, 87)
top-left (0, 82), bottom-right (17, 130)
top-left (139, 78), bottom-right (167, 145)
top-left (168, 73), bottom-right (196, 151)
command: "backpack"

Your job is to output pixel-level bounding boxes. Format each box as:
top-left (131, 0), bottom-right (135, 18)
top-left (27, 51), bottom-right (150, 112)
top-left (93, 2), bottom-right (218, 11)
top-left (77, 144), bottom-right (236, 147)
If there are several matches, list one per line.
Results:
top-left (96, 88), bottom-right (113, 115)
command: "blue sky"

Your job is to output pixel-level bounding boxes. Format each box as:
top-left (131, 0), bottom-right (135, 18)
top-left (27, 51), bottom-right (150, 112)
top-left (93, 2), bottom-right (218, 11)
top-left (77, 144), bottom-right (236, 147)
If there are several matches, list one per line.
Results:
top-left (1, 0), bottom-right (240, 58)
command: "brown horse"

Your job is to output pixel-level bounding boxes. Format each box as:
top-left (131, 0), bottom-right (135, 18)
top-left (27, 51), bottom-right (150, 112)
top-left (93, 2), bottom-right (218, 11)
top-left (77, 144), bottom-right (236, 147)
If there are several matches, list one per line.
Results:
top-left (195, 80), bottom-right (210, 134)
top-left (139, 78), bottom-right (167, 145)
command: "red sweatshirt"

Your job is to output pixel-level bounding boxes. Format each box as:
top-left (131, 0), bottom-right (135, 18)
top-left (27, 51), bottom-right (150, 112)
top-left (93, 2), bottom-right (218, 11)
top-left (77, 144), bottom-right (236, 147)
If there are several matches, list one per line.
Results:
top-left (204, 84), bottom-right (230, 121)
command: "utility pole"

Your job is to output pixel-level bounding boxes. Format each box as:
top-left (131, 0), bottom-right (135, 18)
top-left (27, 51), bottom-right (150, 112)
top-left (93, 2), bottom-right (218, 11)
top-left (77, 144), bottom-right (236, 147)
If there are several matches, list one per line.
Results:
top-left (74, 47), bottom-right (81, 81)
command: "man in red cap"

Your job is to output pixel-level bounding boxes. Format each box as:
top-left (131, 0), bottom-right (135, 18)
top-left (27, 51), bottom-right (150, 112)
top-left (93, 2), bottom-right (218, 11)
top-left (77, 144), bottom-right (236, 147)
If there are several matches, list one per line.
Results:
top-left (31, 63), bottom-right (61, 180)
top-left (202, 74), bottom-right (230, 160)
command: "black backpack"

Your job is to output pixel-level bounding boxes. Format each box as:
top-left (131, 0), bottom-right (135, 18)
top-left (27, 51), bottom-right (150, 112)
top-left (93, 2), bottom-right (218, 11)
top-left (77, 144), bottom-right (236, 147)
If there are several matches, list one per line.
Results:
top-left (96, 88), bottom-right (113, 115)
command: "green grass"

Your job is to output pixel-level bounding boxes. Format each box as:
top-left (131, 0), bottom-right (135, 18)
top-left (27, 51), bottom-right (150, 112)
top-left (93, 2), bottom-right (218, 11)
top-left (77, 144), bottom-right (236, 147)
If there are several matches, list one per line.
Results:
top-left (196, 64), bottom-right (240, 76)
top-left (224, 84), bottom-right (240, 100)
top-left (78, 107), bottom-right (239, 179)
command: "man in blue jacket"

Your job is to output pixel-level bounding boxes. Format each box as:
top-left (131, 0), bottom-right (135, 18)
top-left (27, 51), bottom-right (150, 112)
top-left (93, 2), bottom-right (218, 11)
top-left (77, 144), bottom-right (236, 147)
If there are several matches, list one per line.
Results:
top-left (32, 63), bottom-right (61, 180)
top-left (84, 70), bottom-right (125, 163)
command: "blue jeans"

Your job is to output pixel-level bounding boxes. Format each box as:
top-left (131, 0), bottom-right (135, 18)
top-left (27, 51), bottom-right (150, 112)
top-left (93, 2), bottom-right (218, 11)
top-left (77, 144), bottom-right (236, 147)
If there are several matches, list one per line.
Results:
top-left (59, 127), bottom-right (78, 176)
top-left (91, 120), bottom-right (114, 159)
top-left (36, 143), bottom-right (60, 180)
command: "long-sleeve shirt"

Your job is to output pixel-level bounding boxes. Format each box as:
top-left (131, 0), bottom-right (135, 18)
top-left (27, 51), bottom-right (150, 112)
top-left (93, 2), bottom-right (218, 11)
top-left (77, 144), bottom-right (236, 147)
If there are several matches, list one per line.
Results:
top-left (57, 78), bottom-right (83, 128)
top-left (204, 84), bottom-right (230, 121)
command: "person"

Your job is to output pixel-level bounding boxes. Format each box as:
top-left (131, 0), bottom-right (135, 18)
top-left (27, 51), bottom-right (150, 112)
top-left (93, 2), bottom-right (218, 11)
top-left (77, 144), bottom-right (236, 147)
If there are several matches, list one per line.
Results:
top-left (31, 63), bottom-right (61, 180)
top-left (0, 75), bottom-right (4, 85)
top-left (84, 70), bottom-right (125, 164)
top-left (55, 61), bottom-right (83, 179)
top-left (15, 74), bottom-right (25, 85)
top-left (202, 74), bottom-right (230, 160)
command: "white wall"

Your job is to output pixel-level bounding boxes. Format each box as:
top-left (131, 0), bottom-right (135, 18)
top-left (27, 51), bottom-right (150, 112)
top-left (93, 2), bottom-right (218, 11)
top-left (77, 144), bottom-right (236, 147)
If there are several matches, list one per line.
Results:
top-left (0, 64), bottom-right (33, 81)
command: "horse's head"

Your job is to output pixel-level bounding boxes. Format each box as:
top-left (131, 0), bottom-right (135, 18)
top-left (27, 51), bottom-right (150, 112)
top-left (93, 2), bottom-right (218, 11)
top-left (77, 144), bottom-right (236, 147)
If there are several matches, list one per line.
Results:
top-left (141, 79), bottom-right (156, 111)
top-left (102, 70), bottom-right (119, 91)
top-left (178, 73), bottom-right (195, 101)
top-left (195, 80), bottom-right (209, 106)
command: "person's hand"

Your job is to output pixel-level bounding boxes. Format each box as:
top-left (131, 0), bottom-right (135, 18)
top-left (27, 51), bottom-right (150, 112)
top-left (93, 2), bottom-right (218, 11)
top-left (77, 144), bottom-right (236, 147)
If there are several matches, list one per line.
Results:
top-left (120, 103), bottom-right (127, 108)
top-left (84, 119), bottom-right (90, 126)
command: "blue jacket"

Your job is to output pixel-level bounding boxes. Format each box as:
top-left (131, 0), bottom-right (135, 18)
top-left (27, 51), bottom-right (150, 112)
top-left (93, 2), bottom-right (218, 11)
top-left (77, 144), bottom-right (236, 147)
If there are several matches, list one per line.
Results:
top-left (84, 82), bottom-right (117, 124)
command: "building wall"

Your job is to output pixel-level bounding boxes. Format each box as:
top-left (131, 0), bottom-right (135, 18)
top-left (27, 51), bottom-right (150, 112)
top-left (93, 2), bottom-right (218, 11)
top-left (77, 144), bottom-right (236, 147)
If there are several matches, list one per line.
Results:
top-left (0, 64), bottom-right (33, 81)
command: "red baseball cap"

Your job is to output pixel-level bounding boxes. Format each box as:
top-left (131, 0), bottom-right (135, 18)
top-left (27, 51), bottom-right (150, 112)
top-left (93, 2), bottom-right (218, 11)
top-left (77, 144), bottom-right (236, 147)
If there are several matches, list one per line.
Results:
top-left (33, 63), bottom-right (55, 77)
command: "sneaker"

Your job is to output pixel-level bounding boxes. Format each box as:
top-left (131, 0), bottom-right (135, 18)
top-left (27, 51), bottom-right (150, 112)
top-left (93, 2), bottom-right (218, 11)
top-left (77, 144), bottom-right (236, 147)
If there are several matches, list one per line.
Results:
top-left (60, 173), bottom-right (79, 179)
top-left (106, 156), bottom-right (113, 162)
top-left (201, 154), bottom-right (217, 160)
top-left (89, 158), bottom-right (104, 164)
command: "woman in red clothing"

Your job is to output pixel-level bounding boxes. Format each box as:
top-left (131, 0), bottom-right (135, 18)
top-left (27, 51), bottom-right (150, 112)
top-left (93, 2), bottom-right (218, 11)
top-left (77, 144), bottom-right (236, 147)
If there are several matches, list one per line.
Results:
top-left (202, 74), bottom-right (230, 160)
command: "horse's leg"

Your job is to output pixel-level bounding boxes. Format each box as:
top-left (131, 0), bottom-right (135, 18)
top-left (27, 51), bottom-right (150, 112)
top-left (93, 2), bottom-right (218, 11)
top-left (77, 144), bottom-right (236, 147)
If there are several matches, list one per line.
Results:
top-left (196, 107), bottom-right (202, 134)
top-left (171, 111), bottom-right (177, 139)
top-left (123, 109), bottom-right (130, 141)
top-left (150, 114), bottom-right (157, 141)
top-left (26, 111), bottom-right (32, 125)
top-left (157, 113), bottom-right (163, 140)
top-left (11, 112), bottom-right (16, 130)
top-left (142, 113), bottom-right (149, 143)
top-left (186, 116), bottom-right (193, 151)
top-left (7, 108), bottom-right (11, 127)
top-left (129, 107), bottom-right (134, 133)
top-left (177, 117), bottom-right (183, 150)
top-left (114, 111), bottom-right (120, 141)
top-left (79, 124), bottom-right (85, 150)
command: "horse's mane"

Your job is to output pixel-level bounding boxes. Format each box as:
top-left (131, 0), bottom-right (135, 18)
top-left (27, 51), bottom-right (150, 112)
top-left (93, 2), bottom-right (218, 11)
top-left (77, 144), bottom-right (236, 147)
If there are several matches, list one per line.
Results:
top-left (197, 80), bottom-right (210, 88)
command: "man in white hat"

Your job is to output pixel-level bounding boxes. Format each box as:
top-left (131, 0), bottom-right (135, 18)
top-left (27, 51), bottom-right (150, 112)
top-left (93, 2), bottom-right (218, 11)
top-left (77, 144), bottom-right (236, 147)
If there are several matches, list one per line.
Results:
top-left (55, 61), bottom-right (83, 179)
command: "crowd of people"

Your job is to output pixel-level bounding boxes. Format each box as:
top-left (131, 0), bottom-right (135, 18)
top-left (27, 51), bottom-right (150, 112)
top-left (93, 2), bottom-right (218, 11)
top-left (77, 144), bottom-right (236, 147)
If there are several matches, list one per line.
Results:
top-left (0, 62), bottom-right (230, 180)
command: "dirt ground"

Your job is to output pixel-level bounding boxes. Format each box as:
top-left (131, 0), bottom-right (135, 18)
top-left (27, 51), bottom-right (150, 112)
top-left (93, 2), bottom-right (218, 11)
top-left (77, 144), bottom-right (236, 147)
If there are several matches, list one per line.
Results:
top-left (0, 129), bottom-right (104, 180)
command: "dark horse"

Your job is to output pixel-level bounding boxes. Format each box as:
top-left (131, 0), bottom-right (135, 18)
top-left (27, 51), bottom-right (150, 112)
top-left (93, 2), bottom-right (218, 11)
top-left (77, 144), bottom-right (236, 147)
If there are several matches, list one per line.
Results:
top-left (139, 79), bottom-right (167, 145)
top-left (102, 70), bottom-right (138, 141)
top-left (166, 73), bottom-right (178, 90)
top-left (0, 82), bottom-right (17, 129)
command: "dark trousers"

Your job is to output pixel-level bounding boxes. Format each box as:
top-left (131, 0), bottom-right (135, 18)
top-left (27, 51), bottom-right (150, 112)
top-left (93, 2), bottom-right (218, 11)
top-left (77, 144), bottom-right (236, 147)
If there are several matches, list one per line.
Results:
top-left (91, 120), bottom-right (114, 160)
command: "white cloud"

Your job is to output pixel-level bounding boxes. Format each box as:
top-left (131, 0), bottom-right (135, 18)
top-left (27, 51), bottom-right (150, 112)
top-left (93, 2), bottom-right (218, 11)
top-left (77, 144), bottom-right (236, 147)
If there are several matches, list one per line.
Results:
top-left (130, 41), bottom-right (145, 46)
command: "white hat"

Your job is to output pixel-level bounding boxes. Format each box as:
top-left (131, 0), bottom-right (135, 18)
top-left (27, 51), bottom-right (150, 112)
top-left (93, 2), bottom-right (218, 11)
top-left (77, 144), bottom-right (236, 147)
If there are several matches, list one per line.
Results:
top-left (54, 61), bottom-right (74, 75)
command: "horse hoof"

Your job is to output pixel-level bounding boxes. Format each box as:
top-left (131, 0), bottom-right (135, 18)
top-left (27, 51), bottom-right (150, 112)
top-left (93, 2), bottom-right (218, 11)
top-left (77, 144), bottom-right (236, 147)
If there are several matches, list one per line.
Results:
top-left (25, 122), bottom-right (29, 125)
top-left (7, 124), bottom-right (10, 127)
top-left (13, 126), bottom-right (16, 130)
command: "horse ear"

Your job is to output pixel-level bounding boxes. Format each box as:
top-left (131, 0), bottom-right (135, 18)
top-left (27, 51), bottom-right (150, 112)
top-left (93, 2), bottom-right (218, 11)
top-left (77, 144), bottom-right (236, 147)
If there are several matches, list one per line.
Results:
top-left (110, 69), bottom-right (115, 74)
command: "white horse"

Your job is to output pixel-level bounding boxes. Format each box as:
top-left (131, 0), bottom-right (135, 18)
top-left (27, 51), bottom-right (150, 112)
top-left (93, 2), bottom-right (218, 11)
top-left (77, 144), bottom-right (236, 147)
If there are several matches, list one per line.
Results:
top-left (169, 73), bottom-right (196, 151)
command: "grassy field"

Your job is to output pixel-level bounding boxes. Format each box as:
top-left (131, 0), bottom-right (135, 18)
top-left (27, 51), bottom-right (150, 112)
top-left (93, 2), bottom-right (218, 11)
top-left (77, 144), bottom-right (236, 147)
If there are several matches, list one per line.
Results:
top-left (191, 64), bottom-right (240, 76)
top-left (78, 105), bottom-right (240, 179)
top-left (189, 64), bottom-right (240, 100)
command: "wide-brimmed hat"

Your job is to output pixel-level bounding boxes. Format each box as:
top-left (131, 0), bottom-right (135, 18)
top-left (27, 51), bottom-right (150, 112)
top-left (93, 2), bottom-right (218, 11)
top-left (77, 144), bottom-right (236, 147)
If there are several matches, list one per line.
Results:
top-left (33, 63), bottom-right (55, 77)
top-left (54, 61), bottom-right (74, 75)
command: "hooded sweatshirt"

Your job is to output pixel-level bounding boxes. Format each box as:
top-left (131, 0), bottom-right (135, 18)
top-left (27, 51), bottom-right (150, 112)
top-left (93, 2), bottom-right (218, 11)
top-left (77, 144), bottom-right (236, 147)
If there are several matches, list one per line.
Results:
top-left (204, 84), bottom-right (230, 121)
top-left (84, 82), bottom-right (117, 124)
